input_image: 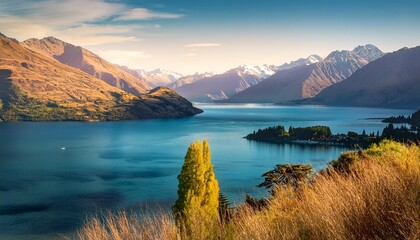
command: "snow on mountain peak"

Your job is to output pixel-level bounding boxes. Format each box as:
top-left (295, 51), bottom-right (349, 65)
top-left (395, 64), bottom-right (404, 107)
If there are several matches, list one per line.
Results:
top-left (325, 45), bottom-right (383, 63)
top-left (147, 68), bottom-right (183, 80)
top-left (235, 64), bottom-right (277, 79)
top-left (307, 55), bottom-right (323, 63)
top-left (277, 54), bottom-right (322, 71)
top-left (352, 44), bottom-right (384, 62)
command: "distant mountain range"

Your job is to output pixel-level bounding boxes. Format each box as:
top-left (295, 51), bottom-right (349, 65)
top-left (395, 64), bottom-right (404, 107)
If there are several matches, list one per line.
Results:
top-left (1, 30), bottom-right (418, 118)
top-left (0, 33), bottom-right (202, 121)
top-left (167, 72), bottom-right (214, 89)
top-left (117, 65), bottom-right (183, 87)
top-left (311, 46), bottom-right (420, 109)
top-left (226, 45), bottom-right (384, 103)
top-left (170, 65), bottom-right (283, 102)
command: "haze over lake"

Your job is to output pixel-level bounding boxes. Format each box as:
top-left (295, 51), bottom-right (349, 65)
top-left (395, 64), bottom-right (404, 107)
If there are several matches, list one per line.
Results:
top-left (0, 104), bottom-right (414, 239)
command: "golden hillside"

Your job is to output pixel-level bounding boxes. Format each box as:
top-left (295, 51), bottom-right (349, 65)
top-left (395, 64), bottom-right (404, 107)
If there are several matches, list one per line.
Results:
top-left (22, 37), bottom-right (150, 95)
top-left (0, 34), bottom-right (202, 121)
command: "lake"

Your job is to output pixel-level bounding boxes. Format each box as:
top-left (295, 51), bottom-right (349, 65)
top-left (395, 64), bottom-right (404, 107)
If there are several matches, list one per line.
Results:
top-left (0, 104), bottom-right (414, 239)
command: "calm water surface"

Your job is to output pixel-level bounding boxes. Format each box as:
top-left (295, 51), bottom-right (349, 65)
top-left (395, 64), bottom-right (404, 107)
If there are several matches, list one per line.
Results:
top-left (0, 104), bottom-right (414, 239)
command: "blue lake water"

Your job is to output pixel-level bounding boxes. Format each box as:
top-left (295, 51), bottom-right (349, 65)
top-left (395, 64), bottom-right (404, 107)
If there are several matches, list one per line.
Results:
top-left (0, 104), bottom-right (414, 239)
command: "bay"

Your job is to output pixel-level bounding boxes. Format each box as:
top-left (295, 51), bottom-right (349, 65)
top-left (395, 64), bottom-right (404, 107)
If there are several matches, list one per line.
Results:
top-left (0, 104), bottom-right (413, 239)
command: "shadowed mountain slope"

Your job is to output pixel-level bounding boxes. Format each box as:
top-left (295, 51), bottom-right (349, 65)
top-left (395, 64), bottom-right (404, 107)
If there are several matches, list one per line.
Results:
top-left (226, 45), bottom-right (383, 103)
top-left (311, 46), bottom-right (420, 109)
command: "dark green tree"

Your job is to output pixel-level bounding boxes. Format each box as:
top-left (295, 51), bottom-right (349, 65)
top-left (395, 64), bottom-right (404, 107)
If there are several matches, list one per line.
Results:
top-left (258, 164), bottom-right (313, 194)
top-left (218, 192), bottom-right (232, 222)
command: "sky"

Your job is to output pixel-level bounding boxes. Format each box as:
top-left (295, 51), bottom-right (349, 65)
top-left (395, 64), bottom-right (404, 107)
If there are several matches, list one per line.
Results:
top-left (1, 0), bottom-right (420, 75)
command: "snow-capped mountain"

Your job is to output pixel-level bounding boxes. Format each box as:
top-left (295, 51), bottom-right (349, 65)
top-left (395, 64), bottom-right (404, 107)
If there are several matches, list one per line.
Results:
top-left (236, 64), bottom-right (278, 78)
top-left (277, 55), bottom-right (323, 71)
top-left (226, 44), bottom-right (384, 103)
top-left (325, 44), bottom-right (383, 64)
top-left (167, 72), bottom-right (214, 89)
top-left (144, 68), bottom-right (184, 87)
top-left (352, 44), bottom-right (384, 62)
top-left (321, 44), bottom-right (385, 80)
top-left (173, 64), bottom-right (280, 102)
top-left (313, 46), bottom-right (420, 108)
top-left (116, 65), bottom-right (183, 87)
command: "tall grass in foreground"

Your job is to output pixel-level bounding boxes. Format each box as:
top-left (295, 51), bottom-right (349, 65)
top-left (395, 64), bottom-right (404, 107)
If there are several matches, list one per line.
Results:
top-left (77, 211), bottom-right (178, 240)
top-left (77, 141), bottom-right (420, 240)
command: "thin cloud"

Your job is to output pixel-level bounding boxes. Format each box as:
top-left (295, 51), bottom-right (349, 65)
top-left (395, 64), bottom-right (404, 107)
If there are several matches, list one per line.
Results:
top-left (0, 0), bottom-right (126, 42)
top-left (0, 0), bottom-right (124, 26)
top-left (116, 8), bottom-right (184, 21)
top-left (0, 1), bottom-right (175, 46)
top-left (59, 35), bottom-right (138, 46)
top-left (57, 24), bottom-right (139, 46)
top-left (185, 43), bottom-right (221, 48)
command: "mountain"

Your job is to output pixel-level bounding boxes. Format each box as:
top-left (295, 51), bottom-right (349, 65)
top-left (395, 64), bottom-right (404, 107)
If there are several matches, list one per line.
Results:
top-left (167, 72), bottom-right (214, 89)
top-left (276, 54), bottom-right (323, 71)
top-left (142, 68), bottom-right (183, 87)
top-left (311, 46), bottom-right (420, 109)
top-left (226, 45), bottom-right (384, 103)
top-left (117, 65), bottom-right (183, 87)
top-left (21, 37), bottom-right (150, 95)
top-left (173, 65), bottom-right (280, 102)
top-left (0, 34), bottom-right (202, 121)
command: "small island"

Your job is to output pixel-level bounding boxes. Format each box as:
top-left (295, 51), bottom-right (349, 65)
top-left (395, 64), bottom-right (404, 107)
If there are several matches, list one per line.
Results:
top-left (382, 109), bottom-right (420, 127)
top-left (245, 124), bottom-right (420, 147)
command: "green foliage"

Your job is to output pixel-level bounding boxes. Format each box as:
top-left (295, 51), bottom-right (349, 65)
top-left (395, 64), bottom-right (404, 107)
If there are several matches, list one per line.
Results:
top-left (411, 110), bottom-right (420, 127)
top-left (382, 123), bottom-right (419, 141)
top-left (173, 140), bottom-right (220, 228)
top-left (258, 164), bottom-right (314, 193)
top-left (246, 126), bottom-right (288, 140)
top-left (246, 125), bottom-right (332, 141)
top-left (347, 131), bottom-right (358, 137)
top-left (329, 150), bottom-right (360, 172)
top-left (329, 140), bottom-right (420, 173)
top-left (218, 192), bottom-right (232, 222)
top-left (382, 109), bottom-right (420, 128)
top-left (288, 126), bottom-right (332, 139)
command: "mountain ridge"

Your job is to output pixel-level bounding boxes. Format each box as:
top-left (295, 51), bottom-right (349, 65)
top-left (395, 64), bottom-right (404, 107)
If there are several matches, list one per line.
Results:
top-left (116, 65), bottom-right (183, 87)
top-left (22, 37), bottom-right (151, 95)
top-left (310, 46), bottom-right (420, 109)
top-left (172, 64), bottom-right (284, 102)
top-left (226, 44), bottom-right (384, 103)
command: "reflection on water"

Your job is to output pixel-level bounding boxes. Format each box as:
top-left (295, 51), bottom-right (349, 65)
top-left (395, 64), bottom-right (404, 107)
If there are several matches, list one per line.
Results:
top-left (0, 104), bottom-right (413, 239)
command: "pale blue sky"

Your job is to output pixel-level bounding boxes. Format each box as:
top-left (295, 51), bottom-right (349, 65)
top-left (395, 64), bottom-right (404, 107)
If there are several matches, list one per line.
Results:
top-left (1, 0), bottom-right (419, 74)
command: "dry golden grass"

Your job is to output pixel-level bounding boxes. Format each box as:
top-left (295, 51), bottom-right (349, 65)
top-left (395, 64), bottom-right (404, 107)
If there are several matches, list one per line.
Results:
top-left (77, 141), bottom-right (420, 240)
top-left (77, 211), bottom-right (178, 240)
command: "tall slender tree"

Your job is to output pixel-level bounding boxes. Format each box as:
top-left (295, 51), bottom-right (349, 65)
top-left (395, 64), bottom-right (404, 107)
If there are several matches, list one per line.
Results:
top-left (173, 140), bottom-right (219, 226)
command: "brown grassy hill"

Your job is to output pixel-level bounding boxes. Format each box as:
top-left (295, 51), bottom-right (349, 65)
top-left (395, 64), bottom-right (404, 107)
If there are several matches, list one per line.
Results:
top-left (22, 37), bottom-right (150, 95)
top-left (0, 35), bottom-right (202, 121)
